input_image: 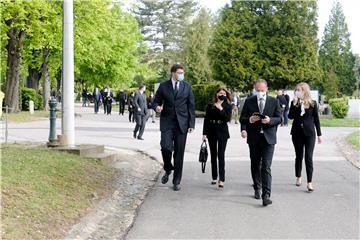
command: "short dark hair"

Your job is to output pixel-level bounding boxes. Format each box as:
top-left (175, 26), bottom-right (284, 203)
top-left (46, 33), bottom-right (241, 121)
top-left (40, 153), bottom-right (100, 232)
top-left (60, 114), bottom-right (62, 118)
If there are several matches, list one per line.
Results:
top-left (139, 85), bottom-right (145, 90)
top-left (170, 64), bottom-right (184, 73)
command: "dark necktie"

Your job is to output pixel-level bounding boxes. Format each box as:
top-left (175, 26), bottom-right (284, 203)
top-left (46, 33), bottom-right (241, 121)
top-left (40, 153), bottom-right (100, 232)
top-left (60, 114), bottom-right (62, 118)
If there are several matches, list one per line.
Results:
top-left (174, 81), bottom-right (179, 95)
top-left (259, 98), bottom-right (264, 114)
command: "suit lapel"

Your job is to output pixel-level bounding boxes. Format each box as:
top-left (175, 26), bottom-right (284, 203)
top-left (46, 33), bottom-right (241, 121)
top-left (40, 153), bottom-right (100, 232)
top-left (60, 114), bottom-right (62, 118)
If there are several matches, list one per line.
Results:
top-left (252, 96), bottom-right (260, 113)
top-left (262, 96), bottom-right (270, 115)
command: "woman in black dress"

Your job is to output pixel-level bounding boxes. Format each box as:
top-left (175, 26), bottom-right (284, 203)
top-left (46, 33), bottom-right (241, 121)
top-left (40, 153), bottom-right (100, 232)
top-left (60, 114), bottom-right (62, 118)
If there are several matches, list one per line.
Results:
top-left (202, 87), bottom-right (232, 188)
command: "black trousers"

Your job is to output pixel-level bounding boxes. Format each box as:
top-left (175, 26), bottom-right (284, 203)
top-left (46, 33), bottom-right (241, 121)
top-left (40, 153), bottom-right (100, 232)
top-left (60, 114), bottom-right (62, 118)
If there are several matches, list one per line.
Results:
top-left (160, 126), bottom-right (187, 185)
top-left (119, 99), bottom-right (126, 115)
top-left (292, 132), bottom-right (315, 183)
top-left (248, 134), bottom-right (275, 199)
top-left (129, 110), bottom-right (134, 122)
top-left (134, 114), bottom-right (147, 138)
top-left (208, 137), bottom-right (228, 182)
top-left (106, 103), bottom-right (112, 115)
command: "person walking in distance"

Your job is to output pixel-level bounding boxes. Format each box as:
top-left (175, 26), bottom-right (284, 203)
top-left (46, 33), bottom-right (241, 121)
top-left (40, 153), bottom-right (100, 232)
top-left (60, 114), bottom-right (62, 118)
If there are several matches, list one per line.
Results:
top-left (153, 64), bottom-right (196, 191)
top-left (133, 85), bottom-right (148, 140)
top-left (240, 79), bottom-right (281, 206)
top-left (93, 87), bottom-right (101, 114)
top-left (202, 88), bottom-right (232, 188)
top-left (118, 89), bottom-right (127, 115)
top-left (128, 92), bottom-right (135, 123)
top-left (288, 82), bottom-right (322, 192)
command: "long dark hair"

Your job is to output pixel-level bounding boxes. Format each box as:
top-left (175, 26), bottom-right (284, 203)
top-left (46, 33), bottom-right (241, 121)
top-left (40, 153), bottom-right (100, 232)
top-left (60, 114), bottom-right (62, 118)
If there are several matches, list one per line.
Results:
top-left (212, 87), bottom-right (232, 104)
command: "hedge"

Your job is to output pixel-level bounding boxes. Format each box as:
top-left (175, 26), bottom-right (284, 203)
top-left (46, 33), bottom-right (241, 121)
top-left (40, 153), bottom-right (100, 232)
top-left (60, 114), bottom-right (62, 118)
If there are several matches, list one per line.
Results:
top-left (328, 97), bottom-right (349, 118)
top-left (21, 87), bottom-right (43, 111)
top-left (192, 82), bottom-right (225, 111)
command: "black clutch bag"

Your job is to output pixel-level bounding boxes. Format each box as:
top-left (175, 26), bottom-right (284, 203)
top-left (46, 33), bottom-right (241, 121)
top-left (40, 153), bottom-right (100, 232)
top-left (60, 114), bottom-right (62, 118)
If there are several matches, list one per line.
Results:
top-left (199, 140), bottom-right (208, 173)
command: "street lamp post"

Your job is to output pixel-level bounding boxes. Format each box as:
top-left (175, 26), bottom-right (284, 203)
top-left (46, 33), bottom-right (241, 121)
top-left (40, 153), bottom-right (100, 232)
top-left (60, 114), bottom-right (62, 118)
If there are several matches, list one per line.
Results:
top-left (62, 0), bottom-right (75, 146)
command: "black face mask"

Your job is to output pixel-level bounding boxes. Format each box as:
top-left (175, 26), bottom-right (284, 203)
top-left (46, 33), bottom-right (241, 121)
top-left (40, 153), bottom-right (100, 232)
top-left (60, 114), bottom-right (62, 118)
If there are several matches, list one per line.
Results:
top-left (218, 95), bottom-right (227, 101)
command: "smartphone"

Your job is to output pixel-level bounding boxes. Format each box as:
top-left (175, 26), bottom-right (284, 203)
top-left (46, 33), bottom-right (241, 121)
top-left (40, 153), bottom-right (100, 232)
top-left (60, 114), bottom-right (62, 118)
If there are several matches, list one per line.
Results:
top-left (253, 112), bottom-right (266, 119)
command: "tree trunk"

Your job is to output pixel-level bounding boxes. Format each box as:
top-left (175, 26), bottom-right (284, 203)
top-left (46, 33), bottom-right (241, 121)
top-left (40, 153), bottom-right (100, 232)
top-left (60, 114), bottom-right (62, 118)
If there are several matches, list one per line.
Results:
top-left (5, 27), bottom-right (26, 113)
top-left (42, 49), bottom-right (51, 111)
top-left (26, 66), bottom-right (42, 90)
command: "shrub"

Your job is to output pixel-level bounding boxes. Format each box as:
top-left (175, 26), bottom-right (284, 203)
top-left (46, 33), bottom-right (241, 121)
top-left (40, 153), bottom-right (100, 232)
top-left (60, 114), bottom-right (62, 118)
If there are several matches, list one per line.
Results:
top-left (21, 87), bottom-right (43, 111)
top-left (329, 97), bottom-right (349, 118)
top-left (192, 82), bottom-right (225, 111)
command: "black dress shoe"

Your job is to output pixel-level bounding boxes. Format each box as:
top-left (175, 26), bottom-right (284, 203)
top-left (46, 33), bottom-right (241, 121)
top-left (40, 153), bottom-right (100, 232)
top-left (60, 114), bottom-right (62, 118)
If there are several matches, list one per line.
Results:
top-left (173, 184), bottom-right (181, 191)
top-left (262, 197), bottom-right (272, 206)
top-left (161, 172), bottom-right (170, 184)
top-left (137, 137), bottom-right (144, 140)
top-left (254, 190), bottom-right (261, 200)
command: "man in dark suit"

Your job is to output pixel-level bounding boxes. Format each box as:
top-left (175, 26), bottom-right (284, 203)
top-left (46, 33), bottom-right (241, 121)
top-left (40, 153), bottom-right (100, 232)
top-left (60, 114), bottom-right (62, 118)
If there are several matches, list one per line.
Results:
top-left (133, 85), bottom-right (147, 140)
top-left (153, 64), bottom-right (196, 191)
top-left (240, 79), bottom-right (281, 206)
top-left (118, 89), bottom-right (127, 115)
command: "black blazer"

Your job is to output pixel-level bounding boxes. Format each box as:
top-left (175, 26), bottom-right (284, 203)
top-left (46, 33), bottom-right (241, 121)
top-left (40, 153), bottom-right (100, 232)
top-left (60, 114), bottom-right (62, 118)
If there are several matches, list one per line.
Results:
top-left (153, 80), bottom-right (196, 134)
top-left (134, 91), bottom-right (147, 116)
top-left (288, 100), bottom-right (322, 137)
top-left (240, 95), bottom-right (282, 145)
top-left (203, 102), bottom-right (232, 140)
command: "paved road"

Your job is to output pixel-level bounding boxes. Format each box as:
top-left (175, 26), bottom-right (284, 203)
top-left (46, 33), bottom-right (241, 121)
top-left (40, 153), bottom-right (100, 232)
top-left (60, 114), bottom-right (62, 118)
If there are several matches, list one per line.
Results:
top-left (2, 105), bottom-right (359, 239)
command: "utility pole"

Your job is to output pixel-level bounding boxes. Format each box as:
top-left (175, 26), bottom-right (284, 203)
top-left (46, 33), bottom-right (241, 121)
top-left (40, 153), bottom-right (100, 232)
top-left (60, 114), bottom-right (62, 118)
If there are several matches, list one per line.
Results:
top-left (62, 0), bottom-right (75, 146)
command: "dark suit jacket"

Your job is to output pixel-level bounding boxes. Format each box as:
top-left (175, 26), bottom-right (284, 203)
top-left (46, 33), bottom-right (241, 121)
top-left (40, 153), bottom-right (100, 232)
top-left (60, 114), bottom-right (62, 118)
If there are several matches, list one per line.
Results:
top-left (134, 91), bottom-right (147, 116)
top-left (240, 95), bottom-right (281, 145)
top-left (288, 100), bottom-right (322, 137)
top-left (153, 80), bottom-right (195, 134)
top-left (203, 102), bottom-right (232, 140)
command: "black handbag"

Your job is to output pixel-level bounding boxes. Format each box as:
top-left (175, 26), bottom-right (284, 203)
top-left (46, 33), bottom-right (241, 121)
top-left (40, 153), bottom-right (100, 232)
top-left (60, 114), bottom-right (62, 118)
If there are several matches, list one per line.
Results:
top-left (199, 140), bottom-right (208, 173)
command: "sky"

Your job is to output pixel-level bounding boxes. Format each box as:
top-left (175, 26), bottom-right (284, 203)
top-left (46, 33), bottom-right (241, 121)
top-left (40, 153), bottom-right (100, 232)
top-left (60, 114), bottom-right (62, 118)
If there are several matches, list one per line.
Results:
top-left (198, 0), bottom-right (360, 55)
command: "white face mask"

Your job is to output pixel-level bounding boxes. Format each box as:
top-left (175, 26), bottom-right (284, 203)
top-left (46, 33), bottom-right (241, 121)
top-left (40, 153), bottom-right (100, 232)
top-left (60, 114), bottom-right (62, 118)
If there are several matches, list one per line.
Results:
top-left (295, 90), bottom-right (304, 99)
top-left (256, 91), bottom-right (266, 99)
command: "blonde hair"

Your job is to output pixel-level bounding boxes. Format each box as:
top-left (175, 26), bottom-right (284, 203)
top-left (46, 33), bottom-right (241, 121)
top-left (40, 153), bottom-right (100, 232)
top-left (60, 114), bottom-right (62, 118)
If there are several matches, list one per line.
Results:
top-left (295, 82), bottom-right (314, 108)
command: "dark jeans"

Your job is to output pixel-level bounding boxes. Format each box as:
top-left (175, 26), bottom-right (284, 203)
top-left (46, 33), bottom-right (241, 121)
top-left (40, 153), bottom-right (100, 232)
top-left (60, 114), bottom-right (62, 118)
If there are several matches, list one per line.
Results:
top-left (208, 137), bottom-right (228, 182)
top-left (283, 110), bottom-right (289, 126)
top-left (292, 132), bottom-right (315, 183)
top-left (119, 99), bottom-right (126, 115)
top-left (94, 100), bottom-right (100, 113)
top-left (160, 126), bottom-right (188, 185)
top-left (106, 103), bottom-right (112, 115)
top-left (248, 134), bottom-right (275, 199)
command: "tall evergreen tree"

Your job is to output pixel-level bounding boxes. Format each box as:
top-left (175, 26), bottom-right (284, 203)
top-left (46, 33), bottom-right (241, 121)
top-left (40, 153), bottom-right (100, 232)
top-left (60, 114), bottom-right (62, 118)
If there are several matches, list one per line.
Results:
top-left (209, 1), bottom-right (321, 91)
top-left (182, 8), bottom-right (212, 84)
top-left (132, 0), bottom-right (198, 81)
top-left (319, 1), bottom-right (355, 96)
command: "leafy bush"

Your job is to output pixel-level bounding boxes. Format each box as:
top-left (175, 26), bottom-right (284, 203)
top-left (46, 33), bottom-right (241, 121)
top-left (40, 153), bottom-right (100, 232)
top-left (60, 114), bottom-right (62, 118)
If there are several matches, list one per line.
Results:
top-left (192, 82), bottom-right (225, 111)
top-left (21, 87), bottom-right (43, 111)
top-left (328, 97), bottom-right (349, 118)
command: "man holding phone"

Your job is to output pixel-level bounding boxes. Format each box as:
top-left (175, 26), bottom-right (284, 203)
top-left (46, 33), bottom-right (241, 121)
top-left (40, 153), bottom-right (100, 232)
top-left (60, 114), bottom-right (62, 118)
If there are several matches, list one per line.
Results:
top-left (240, 79), bottom-right (281, 206)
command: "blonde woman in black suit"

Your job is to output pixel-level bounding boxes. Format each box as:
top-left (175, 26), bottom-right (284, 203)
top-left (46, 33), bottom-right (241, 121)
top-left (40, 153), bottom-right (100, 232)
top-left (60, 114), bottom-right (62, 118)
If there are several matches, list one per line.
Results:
top-left (288, 82), bottom-right (322, 192)
top-left (202, 88), bottom-right (232, 188)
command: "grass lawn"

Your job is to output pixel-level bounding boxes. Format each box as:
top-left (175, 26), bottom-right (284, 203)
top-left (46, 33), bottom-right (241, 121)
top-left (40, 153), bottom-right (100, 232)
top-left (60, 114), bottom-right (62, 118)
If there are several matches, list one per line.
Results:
top-left (347, 131), bottom-right (360, 150)
top-left (319, 118), bottom-right (360, 127)
top-left (1, 144), bottom-right (119, 239)
top-left (3, 111), bottom-right (59, 123)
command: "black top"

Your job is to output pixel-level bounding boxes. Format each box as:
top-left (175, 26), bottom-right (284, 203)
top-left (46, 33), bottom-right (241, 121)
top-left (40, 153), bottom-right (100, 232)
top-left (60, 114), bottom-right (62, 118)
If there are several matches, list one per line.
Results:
top-left (203, 102), bottom-right (232, 140)
top-left (288, 100), bottom-right (322, 137)
top-left (153, 80), bottom-right (196, 134)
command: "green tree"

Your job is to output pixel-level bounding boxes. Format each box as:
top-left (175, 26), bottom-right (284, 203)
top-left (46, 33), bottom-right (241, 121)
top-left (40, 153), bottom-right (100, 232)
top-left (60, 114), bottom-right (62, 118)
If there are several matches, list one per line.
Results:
top-left (1, 0), bottom-right (46, 112)
top-left (181, 8), bottom-right (213, 85)
top-left (209, 1), bottom-right (321, 91)
top-left (319, 1), bottom-right (356, 96)
top-left (132, 0), bottom-right (198, 81)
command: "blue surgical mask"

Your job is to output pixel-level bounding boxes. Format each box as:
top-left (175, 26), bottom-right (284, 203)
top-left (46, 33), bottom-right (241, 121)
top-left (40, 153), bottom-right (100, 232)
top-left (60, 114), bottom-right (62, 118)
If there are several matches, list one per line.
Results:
top-left (177, 74), bottom-right (184, 81)
top-left (256, 91), bottom-right (266, 99)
